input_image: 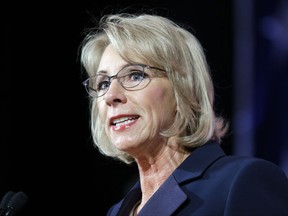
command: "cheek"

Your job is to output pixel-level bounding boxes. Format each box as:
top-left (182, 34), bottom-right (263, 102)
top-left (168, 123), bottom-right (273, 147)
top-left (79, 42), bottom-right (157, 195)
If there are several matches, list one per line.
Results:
top-left (155, 82), bottom-right (175, 107)
top-left (149, 83), bottom-right (176, 121)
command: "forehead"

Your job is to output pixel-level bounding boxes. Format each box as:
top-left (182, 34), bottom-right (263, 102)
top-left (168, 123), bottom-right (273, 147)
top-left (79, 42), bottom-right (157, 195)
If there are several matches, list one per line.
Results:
top-left (97, 44), bottom-right (127, 74)
top-left (98, 44), bottom-right (148, 72)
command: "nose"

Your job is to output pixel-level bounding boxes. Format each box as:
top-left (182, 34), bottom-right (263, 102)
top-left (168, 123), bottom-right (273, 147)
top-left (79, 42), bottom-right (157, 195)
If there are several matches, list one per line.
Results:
top-left (104, 79), bottom-right (127, 106)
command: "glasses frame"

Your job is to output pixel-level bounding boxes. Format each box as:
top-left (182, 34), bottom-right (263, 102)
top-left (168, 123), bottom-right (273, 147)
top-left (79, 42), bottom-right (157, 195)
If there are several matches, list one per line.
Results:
top-left (82, 64), bottom-right (165, 98)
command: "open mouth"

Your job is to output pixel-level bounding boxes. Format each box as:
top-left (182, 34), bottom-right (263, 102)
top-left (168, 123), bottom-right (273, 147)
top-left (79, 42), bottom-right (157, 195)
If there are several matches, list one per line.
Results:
top-left (111, 116), bottom-right (140, 127)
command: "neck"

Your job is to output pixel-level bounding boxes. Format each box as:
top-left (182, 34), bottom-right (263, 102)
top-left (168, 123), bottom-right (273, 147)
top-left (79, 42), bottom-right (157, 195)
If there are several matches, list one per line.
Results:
top-left (134, 139), bottom-right (190, 212)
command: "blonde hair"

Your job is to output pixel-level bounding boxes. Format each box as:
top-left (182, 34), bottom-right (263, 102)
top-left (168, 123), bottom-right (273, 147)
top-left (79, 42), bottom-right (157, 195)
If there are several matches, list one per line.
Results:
top-left (80, 13), bottom-right (228, 164)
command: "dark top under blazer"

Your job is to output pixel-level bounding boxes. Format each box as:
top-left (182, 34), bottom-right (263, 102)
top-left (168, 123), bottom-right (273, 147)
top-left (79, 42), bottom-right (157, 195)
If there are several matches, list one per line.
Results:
top-left (107, 141), bottom-right (288, 216)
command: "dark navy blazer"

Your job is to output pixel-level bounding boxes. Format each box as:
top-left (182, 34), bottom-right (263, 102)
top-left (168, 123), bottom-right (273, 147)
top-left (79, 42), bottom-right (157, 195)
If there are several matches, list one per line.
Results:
top-left (107, 141), bottom-right (288, 216)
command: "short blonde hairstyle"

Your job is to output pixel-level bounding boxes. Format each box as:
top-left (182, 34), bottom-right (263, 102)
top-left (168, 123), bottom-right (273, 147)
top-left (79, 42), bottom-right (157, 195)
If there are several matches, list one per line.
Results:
top-left (80, 13), bottom-right (228, 164)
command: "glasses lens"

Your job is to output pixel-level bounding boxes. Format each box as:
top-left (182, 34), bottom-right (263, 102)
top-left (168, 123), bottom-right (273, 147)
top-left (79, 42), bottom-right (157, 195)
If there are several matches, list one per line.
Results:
top-left (83, 64), bottom-right (155, 97)
top-left (119, 65), bottom-right (149, 89)
top-left (85, 75), bottom-right (109, 97)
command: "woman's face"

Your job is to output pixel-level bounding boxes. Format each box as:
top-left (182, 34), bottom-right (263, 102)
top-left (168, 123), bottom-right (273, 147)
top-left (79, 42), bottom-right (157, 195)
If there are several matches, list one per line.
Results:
top-left (97, 44), bottom-right (177, 156)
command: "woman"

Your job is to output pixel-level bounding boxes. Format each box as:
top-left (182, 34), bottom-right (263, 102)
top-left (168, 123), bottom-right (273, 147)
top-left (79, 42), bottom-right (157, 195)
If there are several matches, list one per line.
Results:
top-left (80, 13), bottom-right (288, 215)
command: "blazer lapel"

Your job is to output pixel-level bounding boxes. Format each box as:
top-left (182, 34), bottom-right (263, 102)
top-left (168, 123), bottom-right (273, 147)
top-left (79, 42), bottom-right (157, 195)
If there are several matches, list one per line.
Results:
top-left (138, 176), bottom-right (187, 216)
top-left (173, 141), bottom-right (226, 184)
top-left (111, 141), bottom-right (226, 216)
top-left (113, 182), bottom-right (142, 216)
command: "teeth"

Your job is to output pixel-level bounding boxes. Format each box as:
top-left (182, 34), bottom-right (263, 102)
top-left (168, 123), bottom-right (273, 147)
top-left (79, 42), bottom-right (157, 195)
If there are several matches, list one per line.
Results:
top-left (112, 116), bottom-right (138, 125)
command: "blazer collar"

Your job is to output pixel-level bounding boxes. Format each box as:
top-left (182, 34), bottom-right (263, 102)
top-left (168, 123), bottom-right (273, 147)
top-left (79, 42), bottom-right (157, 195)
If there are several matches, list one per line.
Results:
top-left (173, 140), bottom-right (226, 184)
top-left (113, 140), bottom-right (226, 216)
top-left (114, 177), bottom-right (187, 216)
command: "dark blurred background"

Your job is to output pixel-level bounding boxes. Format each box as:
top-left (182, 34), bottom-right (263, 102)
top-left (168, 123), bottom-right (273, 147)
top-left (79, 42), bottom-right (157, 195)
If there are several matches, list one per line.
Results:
top-left (2, 0), bottom-right (287, 215)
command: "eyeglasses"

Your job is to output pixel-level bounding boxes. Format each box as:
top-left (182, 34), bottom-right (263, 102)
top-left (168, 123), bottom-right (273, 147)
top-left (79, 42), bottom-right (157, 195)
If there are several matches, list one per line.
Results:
top-left (82, 64), bottom-right (166, 98)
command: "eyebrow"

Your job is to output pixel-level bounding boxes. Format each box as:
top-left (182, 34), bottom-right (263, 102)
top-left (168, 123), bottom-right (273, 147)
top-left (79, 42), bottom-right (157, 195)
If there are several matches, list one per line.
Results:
top-left (95, 63), bottom-right (132, 76)
top-left (96, 70), bottom-right (107, 75)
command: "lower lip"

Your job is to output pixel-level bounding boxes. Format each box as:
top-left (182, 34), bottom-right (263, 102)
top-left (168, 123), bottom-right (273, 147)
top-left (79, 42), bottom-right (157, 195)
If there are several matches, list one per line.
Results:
top-left (111, 119), bottom-right (138, 131)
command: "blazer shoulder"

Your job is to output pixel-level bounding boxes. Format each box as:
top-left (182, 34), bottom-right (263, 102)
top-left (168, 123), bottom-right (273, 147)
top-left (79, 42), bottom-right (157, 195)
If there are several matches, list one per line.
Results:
top-left (214, 155), bottom-right (288, 181)
top-left (218, 156), bottom-right (288, 215)
top-left (222, 155), bottom-right (286, 174)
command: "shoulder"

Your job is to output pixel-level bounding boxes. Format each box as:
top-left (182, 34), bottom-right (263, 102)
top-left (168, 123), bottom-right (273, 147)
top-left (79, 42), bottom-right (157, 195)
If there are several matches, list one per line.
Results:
top-left (201, 155), bottom-right (288, 194)
top-left (202, 154), bottom-right (288, 201)
top-left (211, 155), bottom-right (288, 183)
top-left (217, 155), bottom-right (286, 176)
top-left (215, 156), bottom-right (288, 215)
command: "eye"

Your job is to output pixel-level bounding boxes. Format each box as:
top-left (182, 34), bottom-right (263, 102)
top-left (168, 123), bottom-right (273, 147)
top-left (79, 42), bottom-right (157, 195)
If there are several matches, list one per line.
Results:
top-left (94, 74), bottom-right (110, 91)
top-left (129, 70), bottom-right (145, 81)
top-left (96, 80), bottom-right (110, 91)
